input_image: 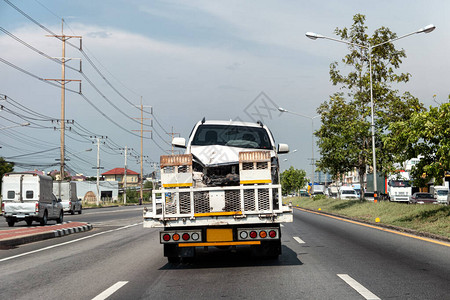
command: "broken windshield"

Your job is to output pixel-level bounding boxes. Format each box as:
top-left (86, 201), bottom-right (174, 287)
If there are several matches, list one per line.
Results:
top-left (191, 125), bottom-right (272, 149)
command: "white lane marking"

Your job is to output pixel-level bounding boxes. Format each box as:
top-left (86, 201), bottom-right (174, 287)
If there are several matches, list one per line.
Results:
top-left (0, 222), bottom-right (143, 263)
top-left (92, 281), bottom-right (128, 300)
top-left (337, 274), bottom-right (380, 300)
top-left (293, 236), bottom-right (305, 244)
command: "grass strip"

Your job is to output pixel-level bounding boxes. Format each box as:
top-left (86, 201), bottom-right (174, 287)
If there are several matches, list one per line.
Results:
top-left (284, 197), bottom-right (450, 239)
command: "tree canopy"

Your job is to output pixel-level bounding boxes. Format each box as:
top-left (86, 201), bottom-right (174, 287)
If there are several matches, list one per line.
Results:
top-left (384, 100), bottom-right (450, 186)
top-left (0, 157), bottom-right (14, 192)
top-left (280, 167), bottom-right (307, 195)
top-left (315, 14), bottom-right (424, 184)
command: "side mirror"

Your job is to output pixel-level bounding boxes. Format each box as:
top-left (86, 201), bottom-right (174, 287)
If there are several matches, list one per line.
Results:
top-left (57, 198), bottom-right (62, 203)
top-left (277, 143), bottom-right (289, 154)
top-left (172, 137), bottom-right (186, 148)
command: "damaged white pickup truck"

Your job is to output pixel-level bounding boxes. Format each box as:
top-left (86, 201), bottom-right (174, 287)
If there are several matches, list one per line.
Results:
top-left (143, 119), bottom-right (293, 262)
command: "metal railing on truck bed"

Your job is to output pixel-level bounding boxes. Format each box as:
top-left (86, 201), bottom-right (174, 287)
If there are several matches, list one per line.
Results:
top-left (144, 184), bottom-right (293, 227)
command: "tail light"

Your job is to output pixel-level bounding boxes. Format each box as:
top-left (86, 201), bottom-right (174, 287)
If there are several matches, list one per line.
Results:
top-left (182, 233), bottom-right (190, 241)
top-left (160, 231), bottom-right (202, 243)
top-left (237, 228), bottom-right (279, 240)
top-left (35, 202), bottom-right (39, 212)
top-left (1, 202), bottom-right (4, 213)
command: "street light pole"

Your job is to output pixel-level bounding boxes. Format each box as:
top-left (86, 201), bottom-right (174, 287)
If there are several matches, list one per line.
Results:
top-left (306, 24), bottom-right (435, 198)
top-left (278, 107), bottom-right (320, 189)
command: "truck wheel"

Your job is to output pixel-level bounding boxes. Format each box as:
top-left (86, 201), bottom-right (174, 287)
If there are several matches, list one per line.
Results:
top-left (78, 206), bottom-right (82, 214)
top-left (71, 208), bottom-right (75, 215)
top-left (40, 211), bottom-right (48, 226)
top-left (57, 211), bottom-right (64, 224)
top-left (26, 219), bottom-right (33, 226)
top-left (7, 220), bottom-right (15, 227)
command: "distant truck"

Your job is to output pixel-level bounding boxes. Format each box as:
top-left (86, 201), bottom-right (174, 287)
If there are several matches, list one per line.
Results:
top-left (1, 173), bottom-right (64, 227)
top-left (429, 185), bottom-right (449, 204)
top-left (311, 184), bottom-right (325, 195)
top-left (53, 181), bottom-right (82, 214)
top-left (366, 171), bottom-right (412, 202)
top-left (143, 119), bottom-right (293, 262)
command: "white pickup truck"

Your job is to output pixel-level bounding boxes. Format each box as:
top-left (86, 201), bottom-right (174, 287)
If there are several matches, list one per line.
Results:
top-left (144, 119), bottom-right (293, 262)
top-left (1, 173), bottom-right (64, 227)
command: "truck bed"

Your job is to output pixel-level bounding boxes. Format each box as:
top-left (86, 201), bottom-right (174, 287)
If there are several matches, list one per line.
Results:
top-left (143, 184), bottom-right (293, 228)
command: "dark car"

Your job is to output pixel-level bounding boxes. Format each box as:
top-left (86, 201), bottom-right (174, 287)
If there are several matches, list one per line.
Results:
top-left (409, 192), bottom-right (437, 204)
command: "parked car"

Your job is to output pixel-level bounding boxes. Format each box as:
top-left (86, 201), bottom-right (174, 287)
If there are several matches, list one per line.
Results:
top-left (363, 192), bottom-right (375, 201)
top-left (340, 187), bottom-right (358, 199)
top-left (409, 192), bottom-right (438, 204)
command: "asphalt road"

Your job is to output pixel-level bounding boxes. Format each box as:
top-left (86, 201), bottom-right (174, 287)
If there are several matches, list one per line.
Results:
top-left (0, 206), bottom-right (448, 299)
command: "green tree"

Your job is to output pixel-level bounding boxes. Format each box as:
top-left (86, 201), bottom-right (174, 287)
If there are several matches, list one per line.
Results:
top-left (280, 167), bottom-right (307, 195)
top-left (316, 14), bottom-right (424, 189)
top-left (385, 100), bottom-right (450, 187)
top-left (0, 157), bottom-right (14, 192)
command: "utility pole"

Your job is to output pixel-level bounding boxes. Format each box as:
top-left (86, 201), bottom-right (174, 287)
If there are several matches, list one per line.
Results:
top-left (133, 97), bottom-right (152, 205)
top-left (167, 126), bottom-right (180, 155)
top-left (45, 19), bottom-right (81, 198)
top-left (119, 146), bottom-right (133, 204)
top-left (91, 136), bottom-right (105, 206)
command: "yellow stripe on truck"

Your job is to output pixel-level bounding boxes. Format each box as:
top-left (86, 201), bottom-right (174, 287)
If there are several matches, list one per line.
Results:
top-left (162, 183), bottom-right (193, 188)
top-left (179, 241), bottom-right (261, 247)
top-left (194, 211), bottom-right (242, 217)
top-left (240, 179), bottom-right (272, 184)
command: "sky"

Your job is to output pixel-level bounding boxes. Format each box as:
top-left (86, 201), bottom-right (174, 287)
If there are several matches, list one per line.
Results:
top-left (0, 0), bottom-right (448, 178)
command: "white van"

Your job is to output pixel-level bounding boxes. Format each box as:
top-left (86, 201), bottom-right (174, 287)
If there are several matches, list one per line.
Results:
top-left (53, 181), bottom-right (82, 214)
top-left (1, 173), bottom-right (64, 227)
top-left (339, 186), bottom-right (358, 200)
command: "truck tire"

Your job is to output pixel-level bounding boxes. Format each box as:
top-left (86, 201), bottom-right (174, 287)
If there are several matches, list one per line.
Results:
top-left (40, 211), bottom-right (48, 226)
top-left (71, 209), bottom-right (75, 215)
top-left (78, 206), bottom-right (82, 214)
top-left (57, 211), bottom-right (63, 224)
top-left (26, 219), bottom-right (33, 226)
top-left (7, 220), bottom-right (15, 227)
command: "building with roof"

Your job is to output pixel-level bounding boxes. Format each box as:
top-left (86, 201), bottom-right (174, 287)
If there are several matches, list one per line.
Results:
top-left (101, 168), bottom-right (140, 188)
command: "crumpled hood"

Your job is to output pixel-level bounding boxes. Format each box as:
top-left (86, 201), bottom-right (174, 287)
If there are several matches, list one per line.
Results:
top-left (190, 145), bottom-right (275, 166)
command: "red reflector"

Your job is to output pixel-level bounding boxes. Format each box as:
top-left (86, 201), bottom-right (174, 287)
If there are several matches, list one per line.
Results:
top-left (182, 233), bottom-right (190, 241)
top-left (172, 233), bottom-right (180, 241)
top-left (249, 231), bottom-right (257, 238)
top-left (259, 231), bottom-right (267, 238)
top-left (269, 230), bottom-right (277, 238)
top-left (163, 234), bottom-right (171, 242)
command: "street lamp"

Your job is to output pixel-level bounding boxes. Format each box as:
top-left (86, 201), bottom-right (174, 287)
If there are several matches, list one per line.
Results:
top-left (306, 24), bottom-right (435, 198)
top-left (278, 107), bottom-right (320, 187)
top-left (0, 122), bottom-right (30, 130)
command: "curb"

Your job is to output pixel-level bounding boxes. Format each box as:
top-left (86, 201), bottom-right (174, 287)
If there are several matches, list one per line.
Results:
top-left (0, 222), bottom-right (93, 248)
